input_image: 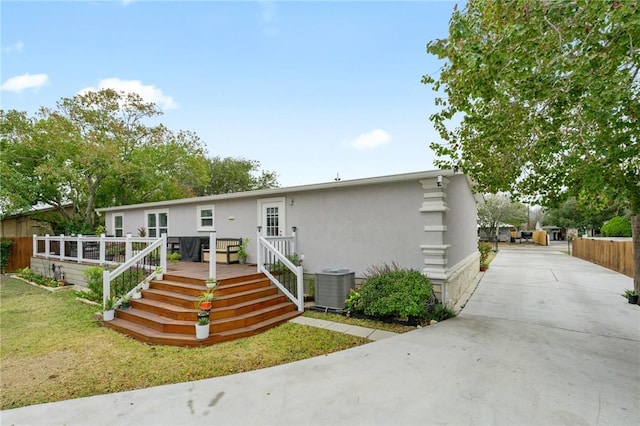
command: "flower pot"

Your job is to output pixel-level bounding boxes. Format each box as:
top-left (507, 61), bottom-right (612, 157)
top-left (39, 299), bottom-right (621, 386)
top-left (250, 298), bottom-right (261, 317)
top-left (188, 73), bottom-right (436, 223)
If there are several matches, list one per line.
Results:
top-left (200, 301), bottom-right (212, 311)
top-left (239, 257), bottom-right (247, 265)
top-left (205, 281), bottom-right (217, 290)
top-left (628, 294), bottom-right (639, 304)
top-left (132, 292), bottom-right (142, 300)
top-left (104, 309), bottom-right (115, 321)
top-left (195, 323), bottom-right (209, 340)
top-left (155, 273), bottom-right (164, 281)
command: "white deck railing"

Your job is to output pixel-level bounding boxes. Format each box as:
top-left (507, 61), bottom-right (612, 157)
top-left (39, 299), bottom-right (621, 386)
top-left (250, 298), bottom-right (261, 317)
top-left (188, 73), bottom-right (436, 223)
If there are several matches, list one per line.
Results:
top-left (32, 233), bottom-right (164, 266)
top-left (102, 235), bottom-right (166, 309)
top-left (256, 230), bottom-right (303, 311)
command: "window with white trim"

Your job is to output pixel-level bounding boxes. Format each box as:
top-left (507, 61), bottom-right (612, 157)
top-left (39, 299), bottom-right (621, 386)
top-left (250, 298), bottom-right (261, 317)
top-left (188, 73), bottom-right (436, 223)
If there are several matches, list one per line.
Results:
top-left (113, 214), bottom-right (124, 237)
top-left (197, 205), bottom-right (215, 231)
top-left (146, 210), bottom-right (168, 238)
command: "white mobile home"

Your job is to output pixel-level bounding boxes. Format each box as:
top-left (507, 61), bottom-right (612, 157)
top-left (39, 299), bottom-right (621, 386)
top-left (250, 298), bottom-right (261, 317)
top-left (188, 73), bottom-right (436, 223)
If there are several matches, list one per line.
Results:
top-left (97, 169), bottom-right (482, 305)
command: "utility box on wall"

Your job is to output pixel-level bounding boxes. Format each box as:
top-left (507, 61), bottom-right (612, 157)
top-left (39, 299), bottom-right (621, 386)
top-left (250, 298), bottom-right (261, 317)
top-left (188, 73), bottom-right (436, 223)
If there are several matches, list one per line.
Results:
top-left (314, 268), bottom-right (355, 310)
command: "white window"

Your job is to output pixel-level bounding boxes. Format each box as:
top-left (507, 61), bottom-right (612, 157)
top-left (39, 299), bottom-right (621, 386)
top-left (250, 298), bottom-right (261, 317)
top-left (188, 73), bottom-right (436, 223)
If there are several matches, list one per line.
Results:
top-left (146, 210), bottom-right (168, 238)
top-left (197, 205), bottom-right (215, 231)
top-left (113, 214), bottom-right (124, 237)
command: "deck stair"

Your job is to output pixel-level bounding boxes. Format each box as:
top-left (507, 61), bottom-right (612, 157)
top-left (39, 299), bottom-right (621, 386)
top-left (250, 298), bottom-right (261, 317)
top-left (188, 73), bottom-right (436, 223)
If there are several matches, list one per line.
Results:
top-left (103, 272), bottom-right (300, 347)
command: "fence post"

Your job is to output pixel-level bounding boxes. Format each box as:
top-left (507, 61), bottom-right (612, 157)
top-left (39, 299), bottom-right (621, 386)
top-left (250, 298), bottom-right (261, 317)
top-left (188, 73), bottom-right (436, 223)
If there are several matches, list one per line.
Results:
top-left (77, 234), bottom-right (84, 263)
top-left (209, 232), bottom-right (216, 280)
top-left (33, 234), bottom-right (37, 257)
top-left (45, 234), bottom-right (50, 258)
top-left (102, 269), bottom-right (111, 309)
top-left (99, 234), bottom-right (106, 264)
top-left (160, 234), bottom-right (167, 273)
top-left (256, 227), bottom-right (262, 273)
top-left (125, 233), bottom-right (132, 261)
top-left (292, 226), bottom-right (297, 255)
top-left (59, 234), bottom-right (65, 260)
top-left (296, 265), bottom-right (304, 312)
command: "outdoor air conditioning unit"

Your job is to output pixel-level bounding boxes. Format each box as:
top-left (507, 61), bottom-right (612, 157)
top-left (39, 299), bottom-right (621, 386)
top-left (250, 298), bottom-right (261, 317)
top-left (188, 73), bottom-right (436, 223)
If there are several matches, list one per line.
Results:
top-left (314, 268), bottom-right (356, 310)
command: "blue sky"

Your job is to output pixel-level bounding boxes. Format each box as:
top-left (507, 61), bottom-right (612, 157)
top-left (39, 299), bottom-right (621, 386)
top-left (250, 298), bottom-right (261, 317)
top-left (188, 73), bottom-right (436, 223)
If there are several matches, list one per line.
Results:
top-left (1, 0), bottom-right (457, 187)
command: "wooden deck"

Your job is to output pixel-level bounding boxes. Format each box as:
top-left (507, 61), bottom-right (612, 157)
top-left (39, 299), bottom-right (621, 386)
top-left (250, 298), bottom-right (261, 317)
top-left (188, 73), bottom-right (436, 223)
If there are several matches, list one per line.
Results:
top-left (103, 261), bottom-right (301, 347)
top-left (166, 261), bottom-right (260, 281)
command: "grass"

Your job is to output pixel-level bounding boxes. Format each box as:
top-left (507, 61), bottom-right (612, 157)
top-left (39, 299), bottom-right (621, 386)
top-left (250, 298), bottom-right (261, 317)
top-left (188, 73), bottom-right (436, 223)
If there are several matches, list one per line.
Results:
top-left (0, 276), bottom-right (368, 410)
top-left (302, 310), bottom-right (418, 333)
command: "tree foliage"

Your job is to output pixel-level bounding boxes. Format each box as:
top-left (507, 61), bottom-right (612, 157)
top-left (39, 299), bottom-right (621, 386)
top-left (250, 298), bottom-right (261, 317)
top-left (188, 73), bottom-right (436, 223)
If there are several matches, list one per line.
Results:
top-left (543, 197), bottom-right (629, 233)
top-left (478, 193), bottom-right (528, 239)
top-left (1, 89), bottom-right (280, 231)
top-left (424, 0), bottom-right (640, 293)
top-left (195, 156), bottom-right (279, 196)
top-left (601, 216), bottom-right (632, 237)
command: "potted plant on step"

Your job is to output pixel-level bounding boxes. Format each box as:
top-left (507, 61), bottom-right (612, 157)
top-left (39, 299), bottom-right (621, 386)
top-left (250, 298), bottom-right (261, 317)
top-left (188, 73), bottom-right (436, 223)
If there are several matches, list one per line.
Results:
top-left (195, 311), bottom-right (210, 340)
top-left (155, 265), bottom-right (163, 281)
top-left (132, 288), bottom-right (142, 299)
top-left (238, 238), bottom-right (250, 264)
top-left (103, 296), bottom-right (116, 321)
top-left (120, 294), bottom-right (131, 309)
top-left (197, 290), bottom-right (214, 311)
top-left (623, 289), bottom-right (639, 304)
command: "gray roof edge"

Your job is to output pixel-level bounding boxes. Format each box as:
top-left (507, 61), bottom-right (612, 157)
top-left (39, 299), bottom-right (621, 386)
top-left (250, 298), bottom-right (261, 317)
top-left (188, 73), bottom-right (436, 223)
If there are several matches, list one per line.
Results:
top-left (96, 169), bottom-right (466, 213)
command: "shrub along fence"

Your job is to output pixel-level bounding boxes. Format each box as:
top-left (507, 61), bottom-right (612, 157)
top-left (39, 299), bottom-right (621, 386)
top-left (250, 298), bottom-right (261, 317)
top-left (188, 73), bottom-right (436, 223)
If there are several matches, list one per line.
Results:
top-left (572, 238), bottom-right (634, 278)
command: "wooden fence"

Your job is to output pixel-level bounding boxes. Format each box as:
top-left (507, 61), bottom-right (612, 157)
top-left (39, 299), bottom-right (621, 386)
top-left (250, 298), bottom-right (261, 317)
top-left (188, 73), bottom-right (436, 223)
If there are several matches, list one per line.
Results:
top-left (572, 238), bottom-right (634, 278)
top-left (3, 237), bottom-right (33, 273)
top-left (532, 231), bottom-right (548, 246)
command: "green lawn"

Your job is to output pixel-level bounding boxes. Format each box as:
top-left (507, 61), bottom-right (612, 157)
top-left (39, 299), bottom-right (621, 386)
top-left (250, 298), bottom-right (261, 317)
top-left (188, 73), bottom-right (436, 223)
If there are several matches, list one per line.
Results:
top-left (0, 276), bottom-right (368, 410)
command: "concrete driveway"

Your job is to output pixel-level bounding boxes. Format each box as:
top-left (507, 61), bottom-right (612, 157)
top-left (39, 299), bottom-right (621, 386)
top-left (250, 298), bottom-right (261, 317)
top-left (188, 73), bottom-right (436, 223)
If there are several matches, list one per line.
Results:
top-left (2, 248), bottom-right (639, 425)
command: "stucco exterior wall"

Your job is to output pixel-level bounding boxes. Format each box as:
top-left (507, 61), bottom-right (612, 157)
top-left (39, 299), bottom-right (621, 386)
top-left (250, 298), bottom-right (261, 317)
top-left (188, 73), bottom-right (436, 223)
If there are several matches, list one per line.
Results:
top-left (445, 174), bottom-right (480, 266)
top-left (101, 171), bottom-right (481, 289)
top-left (288, 180), bottom-right (426, 276)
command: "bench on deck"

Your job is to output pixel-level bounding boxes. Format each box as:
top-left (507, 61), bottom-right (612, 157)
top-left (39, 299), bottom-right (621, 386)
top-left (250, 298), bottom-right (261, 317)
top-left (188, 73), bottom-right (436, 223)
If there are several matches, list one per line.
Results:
top-left (201, 238), bottom-right (242, 264)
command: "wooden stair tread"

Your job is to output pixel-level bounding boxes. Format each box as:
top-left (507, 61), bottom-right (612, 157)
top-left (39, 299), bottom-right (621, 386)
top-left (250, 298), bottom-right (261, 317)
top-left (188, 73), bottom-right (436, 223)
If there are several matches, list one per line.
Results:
top-left (118, 301), bottom-right (294, 327)
top-left (105, 310), bottom-right (302, 347)
top-left (103, 271), bottom-right (301, 347)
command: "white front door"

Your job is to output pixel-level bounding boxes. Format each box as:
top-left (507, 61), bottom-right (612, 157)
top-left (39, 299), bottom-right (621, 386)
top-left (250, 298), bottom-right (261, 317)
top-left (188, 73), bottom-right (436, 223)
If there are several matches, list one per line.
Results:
top-left (258, 198), bottom-right (286, 236)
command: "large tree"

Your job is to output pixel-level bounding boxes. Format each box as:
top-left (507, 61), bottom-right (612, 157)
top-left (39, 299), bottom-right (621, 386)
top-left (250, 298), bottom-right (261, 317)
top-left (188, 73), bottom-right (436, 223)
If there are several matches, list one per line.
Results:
top-left (423, 0), bottom-right (640, 295)
top-left (1, 89), bottom-right (210, 230)
top-left (478, 193), bottom-right (528, 241)
top-left (195, 156), bottom-right (279, 196)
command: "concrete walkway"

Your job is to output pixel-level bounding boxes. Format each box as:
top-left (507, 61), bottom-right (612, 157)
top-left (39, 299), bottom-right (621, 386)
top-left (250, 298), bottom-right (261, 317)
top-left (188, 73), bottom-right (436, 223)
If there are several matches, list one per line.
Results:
top-left (290, 316), bottom-right (398, 341)
top-left (2, 248), bottom-right (639, 425)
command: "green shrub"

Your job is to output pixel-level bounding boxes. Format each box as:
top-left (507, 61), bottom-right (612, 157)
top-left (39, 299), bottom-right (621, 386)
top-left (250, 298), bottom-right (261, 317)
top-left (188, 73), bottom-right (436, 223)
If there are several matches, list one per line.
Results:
top-left (478, 241), bottom-right (492, 264)
top-left (601, 216), bottom-right (632, 237)
top-left (0, 239), bottom-right (14, 273)
top-left (17, 267), bottom-right (34, 281)
top-left (427, 304), bottom-right (456, 322)
top-left (83, 266), bottom-right (104, 300)
top-left (345, 289), bottom-right (363, 313)
top-left (358, 269), bottom-right (432, 320)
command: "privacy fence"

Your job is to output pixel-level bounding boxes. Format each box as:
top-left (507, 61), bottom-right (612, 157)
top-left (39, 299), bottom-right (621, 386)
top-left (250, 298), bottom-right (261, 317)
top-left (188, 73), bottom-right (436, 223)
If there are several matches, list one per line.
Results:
top-left (2, 237), bottom-right (32, 272)
top-left (572, 238), bottom-right (634, 278)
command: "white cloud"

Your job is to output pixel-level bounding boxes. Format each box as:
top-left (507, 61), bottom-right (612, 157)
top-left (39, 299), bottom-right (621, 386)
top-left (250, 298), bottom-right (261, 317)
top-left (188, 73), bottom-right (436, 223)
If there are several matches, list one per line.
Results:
top-left (79, 78), bottom-right (178, 110)
top-left (0, 73), bottom-right (49, 93)
top-left (2, 40), bottom-right (24, 53)
top-left (348, 129), bottom-right (392, 150)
